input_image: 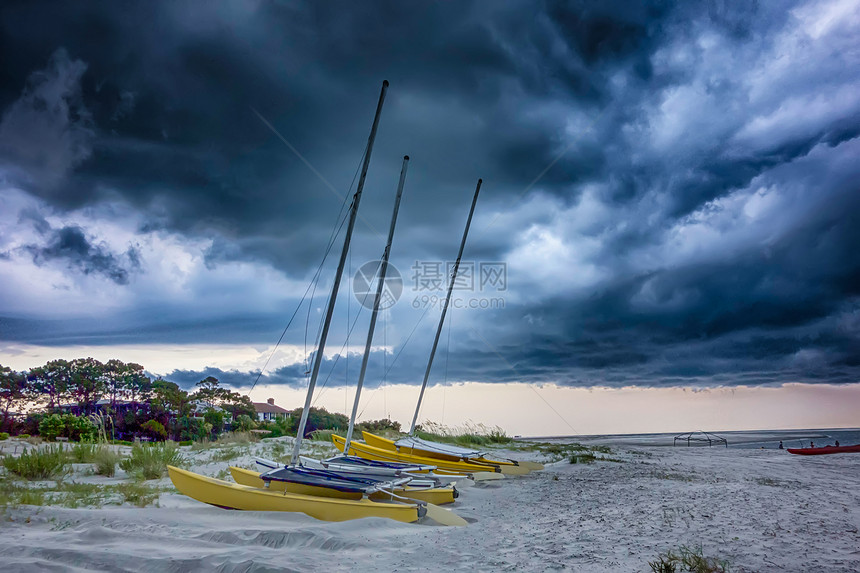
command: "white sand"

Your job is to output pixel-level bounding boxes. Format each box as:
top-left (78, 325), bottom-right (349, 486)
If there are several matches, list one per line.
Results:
top-left (1, 439), bottom-right (859, 572)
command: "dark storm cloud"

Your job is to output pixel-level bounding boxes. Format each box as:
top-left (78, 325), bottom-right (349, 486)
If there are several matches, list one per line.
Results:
top-left (164, 366), bottom-right (260, 391)
top-left (161, 346), bottom-right (416, 392)
top-left (25, 225), bottom-right (140, 285)
top-left (1, 0), bottom-right (859, 389)
top-left (0, 48), bottom-right (94, 193)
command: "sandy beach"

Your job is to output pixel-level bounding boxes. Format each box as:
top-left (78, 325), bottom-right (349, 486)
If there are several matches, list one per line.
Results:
top-left (1, 437), bottom-right (859, 572)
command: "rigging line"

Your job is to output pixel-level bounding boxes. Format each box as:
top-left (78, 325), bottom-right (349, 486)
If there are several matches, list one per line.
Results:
top-left (310, 281), bottom-right (374, 406)
top-left (251, 108), bottom-right (384, 239)
top-left (305, 206), bottom-right (351, 376)
top-left (310, 259), bottom-right (383, 406)
top-left (346, 245), bottom-right (351, 414)
top-left (336, 143), bottom-right (368, 403)
top-left (288, 136), bottom-right (369, 385)
top-left (356, 302), bottom-right (434, 419)
top-left (441, 306), bottom-right (452, 426)
top-left (301, 142), bottom-right (367, 387)
top-left (383, 303), bottom-right (433, 380)
top-left (306, 182), bottom-right (354, 358)
top-left (307, 199), bottom-right (356, 367)
top-left (247, 206), bottom-right (351, 395)
top-left (466, 324), bottom-right (579, 435)
top-left (239, 120), bottom-right (369, 398)
top-left (303, 273), bottom-right (317, 377)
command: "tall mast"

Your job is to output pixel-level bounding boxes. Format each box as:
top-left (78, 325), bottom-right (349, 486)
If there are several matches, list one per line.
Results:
top-left (408, 178), bottom-right (482, 435)
top-left (343, 155), bottom-right (410, 453)
top-left (290, 80), bottom-right (389, 466)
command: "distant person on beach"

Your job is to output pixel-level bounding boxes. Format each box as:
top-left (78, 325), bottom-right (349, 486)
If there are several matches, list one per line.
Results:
top-left (778, 441), bottom-right (784, 449)
top-left (810, 441), bottom-right (815, 448)
top-left (835, 440), bottom-right (840, 447)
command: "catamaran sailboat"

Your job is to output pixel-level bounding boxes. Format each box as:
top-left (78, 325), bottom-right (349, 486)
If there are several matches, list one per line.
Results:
top-left (169, 81), bottom-right (465, 526)
top-left (349, 178), bottom-right (543, 474)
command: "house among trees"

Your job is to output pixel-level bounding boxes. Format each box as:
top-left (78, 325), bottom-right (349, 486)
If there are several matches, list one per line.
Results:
top-left (190, 400), bottom-right (229, 419)
top-left (55, 398), bottom-right (142, 417)
top-left (253, 398), bottom-right (289, 421)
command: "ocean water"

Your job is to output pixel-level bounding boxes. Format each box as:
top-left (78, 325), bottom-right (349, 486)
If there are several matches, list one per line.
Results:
top-left (532, 428), bottom-right (860, 450)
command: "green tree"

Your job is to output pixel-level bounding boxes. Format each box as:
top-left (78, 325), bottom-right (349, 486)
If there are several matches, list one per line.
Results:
top-left (104, 360), bottom-right (152, 414)
top-left (203, 409), bottom-right (226, 437)
top-left (28, 359), bottom-right (73, 409)
top-left (69, 357), bottom-right (106, 415)
top-left (288, 407), bottom-right (349, 437)
top-left (39, 414), bottom-right (65, 440)
top-left (221, 393), bottom-right (256, 420)
top-left (122, 362), bottom-right (152, 407)
top-left (0, 365), bottom-right (26, 433)
top-left (141, 419), bottom-right (168, 441)
top-left (357, 417), bottom-right (401, 433)
top-left (150, 379), bottom-right (191, 440)
top-left (62, 414), bottom-right (97, 442)
top-left (176, 415), bottom-right (206, 442)
top-left (151, 379), bottom-right (191, 417)
top-left (191, 376), bottom-right (229, 410)
top-left (103, 359), bottom-right (126, 409)
top-left (233, 414), bottom-right (255, 432)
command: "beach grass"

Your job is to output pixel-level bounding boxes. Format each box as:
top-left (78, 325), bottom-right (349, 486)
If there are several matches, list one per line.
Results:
top-left (207, 447), bottom-right (245, 463)
top-left (215, 431), bottom-right (259, 446)
top-left (0, 479), bottom-right (47, 507)
top-left (2, 444), bottom-right (70, 480)
top-left (119, 442), bottom-right (184, 480)
top-left (69, 442), bottom-right (99, 463)
top-left (0, 478), bottom-right (165, 509)
top-left (648, 546), bottom-right (729, 572)
top-left (518, 441), bottom-right (620, 463)
top-left (190, 432), bottom-right (259, 452)
top-left (415, 421), bottom-right (513, 447)
top-left (570, 451), bottom-right (623, 464)
top-left (211, 467), bottom-right (230, 480)
top-left (16, 486), bottom-right (48, 506)
top-left (265, 440), bottom-right (289, 460)
top-left (65, 442), bottom-right (123, 476)
top-left (56, 482), bottom-right (104, 508)
top-left (113, 481), bottom-right (162, 507)
top-left (309, 429), bottom-right (340, 442)
top-left (93, 446), bottom-right (122, 477)
top-left (190, 439), bottom-right (212, 452)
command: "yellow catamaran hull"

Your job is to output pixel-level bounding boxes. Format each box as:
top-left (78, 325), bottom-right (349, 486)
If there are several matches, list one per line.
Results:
top-left (228, 466), bottom-right (458, 505)
top-left (332, 434), bottom-right (520, 475)
top-left (167, 466), bottom-right (423, 523)
top-left (362, 431), bottom-right (543, 472)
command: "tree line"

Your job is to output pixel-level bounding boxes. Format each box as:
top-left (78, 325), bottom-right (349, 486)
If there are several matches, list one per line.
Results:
top-left (0, 359), bottom-right (255, 441)
top-left (0, 359), bottom-right (402, 443)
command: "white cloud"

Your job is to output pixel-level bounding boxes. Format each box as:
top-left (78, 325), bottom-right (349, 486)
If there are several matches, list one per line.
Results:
top-left (0, 188), bottom-right (312, 320)
top-left (504, 189), bottom-right (612, 299)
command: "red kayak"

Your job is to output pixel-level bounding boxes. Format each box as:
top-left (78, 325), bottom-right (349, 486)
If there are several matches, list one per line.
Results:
top-left (787, 444), bottom-right (860, 455)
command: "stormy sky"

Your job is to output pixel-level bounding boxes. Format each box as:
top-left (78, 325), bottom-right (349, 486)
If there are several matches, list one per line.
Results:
top-left (1, 0), bottom-right (859, 401)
